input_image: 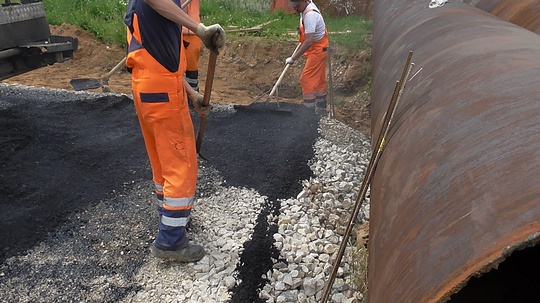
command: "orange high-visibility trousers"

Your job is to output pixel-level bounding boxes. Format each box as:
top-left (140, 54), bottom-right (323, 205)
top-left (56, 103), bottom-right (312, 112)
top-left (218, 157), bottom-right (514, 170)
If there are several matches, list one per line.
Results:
top-left (182, 0), bottom-right (201, 91)
top-left (183, 34), bottom-right (201, 91)
top-left (183, 35), bottom-right (201, 71)
top-left (130, 63), bottom-right (197, 250)
top-left (129, 53), bottom-right (197, 202)
top-left (298, 9), bottom-right (329, 104)
top-left (126, 0), bottom-right (196, 251)
top-left (300, 46), bottom-right (327, 102)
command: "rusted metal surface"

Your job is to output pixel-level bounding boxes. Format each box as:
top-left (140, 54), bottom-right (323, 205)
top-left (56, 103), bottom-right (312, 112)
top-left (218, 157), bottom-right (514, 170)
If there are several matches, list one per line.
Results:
top-left (464, 0), bottom-right (540, 34)
top-left (369, 1), bottom-right (540, 302)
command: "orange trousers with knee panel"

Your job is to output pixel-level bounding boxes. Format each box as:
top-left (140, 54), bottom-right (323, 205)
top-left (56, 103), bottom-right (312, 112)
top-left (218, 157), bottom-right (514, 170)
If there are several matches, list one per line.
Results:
top-left (127, 38), bottom-right (197, 206)
top-left (298, 15), bottom-right (328, 103)
top-left (300, 45), bottom-right (328, 102)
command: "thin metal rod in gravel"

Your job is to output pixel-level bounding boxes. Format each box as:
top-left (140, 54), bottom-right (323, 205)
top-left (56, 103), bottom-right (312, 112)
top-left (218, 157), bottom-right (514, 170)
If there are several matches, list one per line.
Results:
top-left (327, 47), bottom-right (335, 118)
top-left (320, 51), bottom-right (414, 303)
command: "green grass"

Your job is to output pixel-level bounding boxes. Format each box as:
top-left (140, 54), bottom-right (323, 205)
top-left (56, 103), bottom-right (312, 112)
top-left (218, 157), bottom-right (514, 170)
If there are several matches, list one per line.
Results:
top-left (202, 0), bottom-right (372, 51)
top-left (327, 16), bottom-right (372, 51)
top-left (39, 0), bottom-right (370, 52)
top-left (43, 0), bottom-right (127, 45)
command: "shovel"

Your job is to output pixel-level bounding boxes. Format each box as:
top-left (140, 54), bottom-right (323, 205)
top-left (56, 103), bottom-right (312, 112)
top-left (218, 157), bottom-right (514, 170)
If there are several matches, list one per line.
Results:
top-left (233, 43), bottom-right (301, 115)
top-left (195, 33), bottom-right (220, 157)
top-left (70, 57), bottom-right (126, 92)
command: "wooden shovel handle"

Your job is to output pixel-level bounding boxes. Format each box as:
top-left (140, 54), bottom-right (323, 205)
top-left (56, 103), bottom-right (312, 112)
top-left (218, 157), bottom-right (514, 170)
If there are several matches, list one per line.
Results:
top-left (195, 33), bottom-right (219, 154)
top-left (102, 57), bottom-right (127, 82)
top-left (268, 43), bottom-right (301, 98)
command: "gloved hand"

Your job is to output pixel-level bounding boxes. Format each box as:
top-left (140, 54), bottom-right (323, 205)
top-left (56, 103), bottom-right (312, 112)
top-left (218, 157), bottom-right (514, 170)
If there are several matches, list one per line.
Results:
top-left (196, 23), bottom-right (226, 54)
top-left (189, 91), bottom-right (212, 117)
top-left (285, 57), bottom-right (295, 65)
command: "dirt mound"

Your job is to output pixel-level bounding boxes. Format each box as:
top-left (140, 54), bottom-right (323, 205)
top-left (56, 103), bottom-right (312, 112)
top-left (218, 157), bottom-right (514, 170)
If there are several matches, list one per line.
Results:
top-left (5, 24), bottom-right (130, 94)
top-left (4, 24), bottom-right (372, 134)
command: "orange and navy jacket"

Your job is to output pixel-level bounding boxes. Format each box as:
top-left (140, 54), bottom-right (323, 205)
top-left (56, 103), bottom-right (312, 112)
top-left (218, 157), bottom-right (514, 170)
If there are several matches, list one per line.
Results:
top-left (124, 0), bottom-right (183, 73)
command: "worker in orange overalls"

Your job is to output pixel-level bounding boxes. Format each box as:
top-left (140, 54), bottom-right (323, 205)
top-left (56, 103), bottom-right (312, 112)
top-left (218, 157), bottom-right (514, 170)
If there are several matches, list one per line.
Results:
top-left (124, 0), bottom-right (225, 262)
top-left (286, 0), bottom-right (328, 113)
top-left (181, 0), bottom-right (202, 92)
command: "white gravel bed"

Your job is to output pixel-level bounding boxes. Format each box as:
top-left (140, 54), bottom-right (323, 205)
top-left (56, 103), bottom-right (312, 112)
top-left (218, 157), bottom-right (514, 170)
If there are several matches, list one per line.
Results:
top-left (261, 118), bottom-right (371, 303)
top-left (122, 117), bottom-right (372, 303)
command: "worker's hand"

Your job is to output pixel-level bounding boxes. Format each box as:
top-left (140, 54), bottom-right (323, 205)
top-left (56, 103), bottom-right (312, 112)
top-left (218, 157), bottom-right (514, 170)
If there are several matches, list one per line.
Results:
top-left (189, 91), bottom-right (212, 117)
top-left (196, 23), bottom-right (226, 54)
top-left (285, 57), bottom-right (295, 65)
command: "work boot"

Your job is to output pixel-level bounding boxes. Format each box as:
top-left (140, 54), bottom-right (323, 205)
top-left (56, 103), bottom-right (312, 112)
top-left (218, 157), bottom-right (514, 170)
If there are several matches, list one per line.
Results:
top-left (315, 96), bottom-right (327, 116)
top-left (315, 96), bottom-right (327, 108)
top-left (150, 242), bottom-right (205, 262)
top-left (303, 99), bottom-right (315, 108)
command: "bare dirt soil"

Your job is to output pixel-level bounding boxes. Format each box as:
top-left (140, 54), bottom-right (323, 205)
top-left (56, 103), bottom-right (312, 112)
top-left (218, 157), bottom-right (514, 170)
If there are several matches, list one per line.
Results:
top-left (5, 24), bottom-right (373, 135)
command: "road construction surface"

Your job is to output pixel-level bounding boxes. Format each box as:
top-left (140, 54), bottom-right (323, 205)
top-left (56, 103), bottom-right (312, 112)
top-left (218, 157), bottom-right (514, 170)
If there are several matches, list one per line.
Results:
top-left (0, 84), bottom-right (321, 302)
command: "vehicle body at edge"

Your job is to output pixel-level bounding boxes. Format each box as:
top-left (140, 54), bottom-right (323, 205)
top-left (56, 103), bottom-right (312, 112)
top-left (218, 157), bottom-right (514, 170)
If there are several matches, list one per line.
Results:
top-left (0, 0), bottom-right (78, 80)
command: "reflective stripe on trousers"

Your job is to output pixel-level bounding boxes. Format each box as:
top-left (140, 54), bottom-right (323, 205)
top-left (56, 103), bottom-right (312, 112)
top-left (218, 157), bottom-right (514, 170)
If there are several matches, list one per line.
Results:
top-left (300, 48), bottom-right (328, 101)
top-left (129, 50), bottom-right (197, 250)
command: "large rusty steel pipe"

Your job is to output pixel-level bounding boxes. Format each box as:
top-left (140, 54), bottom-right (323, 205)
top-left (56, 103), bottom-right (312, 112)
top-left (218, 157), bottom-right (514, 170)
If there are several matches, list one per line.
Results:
top-left (369, 1), bottom-right (540, 302)
top-left (464, 0), bottom-right (540, 34)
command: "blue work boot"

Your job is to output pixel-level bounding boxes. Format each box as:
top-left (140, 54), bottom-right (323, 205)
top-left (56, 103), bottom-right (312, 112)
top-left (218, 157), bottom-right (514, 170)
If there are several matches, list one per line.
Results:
top-left (150, 206), bottom-right (204, 262)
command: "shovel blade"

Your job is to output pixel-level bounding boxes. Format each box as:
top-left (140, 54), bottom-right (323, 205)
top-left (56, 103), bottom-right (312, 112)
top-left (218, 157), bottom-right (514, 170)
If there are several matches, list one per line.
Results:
top-left (70, 78), bottom-right (102, 91)
top-left (233, 102), bottom-right (293, 115)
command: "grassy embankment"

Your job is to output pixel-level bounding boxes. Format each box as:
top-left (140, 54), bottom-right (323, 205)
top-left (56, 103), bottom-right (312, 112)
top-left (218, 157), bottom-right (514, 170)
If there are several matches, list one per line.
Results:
top-left (41, 0), bottom-right (371, 52)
